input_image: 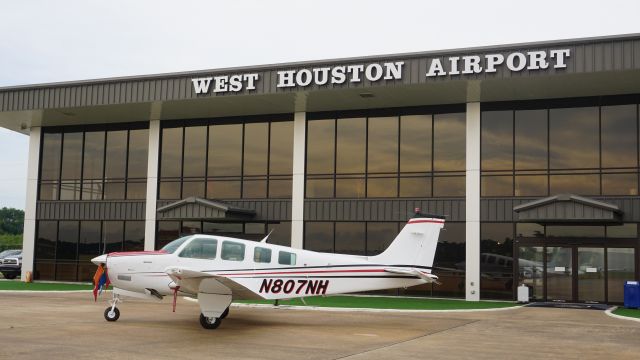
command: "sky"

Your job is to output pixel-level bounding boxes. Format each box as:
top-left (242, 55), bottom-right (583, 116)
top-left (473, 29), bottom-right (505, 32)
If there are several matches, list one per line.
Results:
top-left (1, 0), bottom-right (639, 209)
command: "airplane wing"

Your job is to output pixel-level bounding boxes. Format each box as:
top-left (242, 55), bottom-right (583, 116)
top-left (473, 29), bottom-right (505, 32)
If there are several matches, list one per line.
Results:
top-left (384, 267), bottom-right (441, 284)
top-left (165, 267), bottom-right (265, 300)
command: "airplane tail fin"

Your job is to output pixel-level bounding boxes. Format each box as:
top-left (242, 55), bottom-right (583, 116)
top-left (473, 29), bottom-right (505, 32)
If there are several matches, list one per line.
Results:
top-left (370, 214), bottom-right (445, 268)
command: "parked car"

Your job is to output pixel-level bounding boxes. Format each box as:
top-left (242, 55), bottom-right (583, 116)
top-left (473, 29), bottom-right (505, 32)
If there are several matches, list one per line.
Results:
top-left (0, 249), bottom-right (22, 279)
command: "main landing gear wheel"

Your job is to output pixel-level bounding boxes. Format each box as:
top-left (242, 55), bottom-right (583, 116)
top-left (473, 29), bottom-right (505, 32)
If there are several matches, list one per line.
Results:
top-left (220, 307), bottom-right (230, 319)
top-left (199, 313), bottom-right (221, 329)
top-left (104, 307), bottom-right (120, 322)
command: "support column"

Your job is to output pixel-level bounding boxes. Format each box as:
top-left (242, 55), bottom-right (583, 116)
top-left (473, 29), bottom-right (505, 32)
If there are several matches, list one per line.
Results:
top-left (144, 116), bottom-right (161, 251)
top-left (465, 102), bottom-right (481, 301)
top-left (22, 127), bottom-right (41, 281)
top-left (290, 111), bottom-right (306, 249)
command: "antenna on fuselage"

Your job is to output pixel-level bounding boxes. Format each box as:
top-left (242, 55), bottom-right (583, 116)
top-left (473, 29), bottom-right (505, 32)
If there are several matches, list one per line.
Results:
top-left (260, 229), bottom-right (274, 243)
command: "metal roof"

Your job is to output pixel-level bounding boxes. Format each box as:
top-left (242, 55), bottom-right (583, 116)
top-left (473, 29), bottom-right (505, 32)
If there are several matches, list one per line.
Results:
top-left (513, 194), bottom-right (623, 224)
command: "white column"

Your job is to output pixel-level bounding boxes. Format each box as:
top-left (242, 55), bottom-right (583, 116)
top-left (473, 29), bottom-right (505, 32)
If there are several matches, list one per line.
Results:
top-left (290, 111), bottom-right (306, 249)
top-left (465, 102), bottom-right (481, 301)
top-left (21, 127), bottom-right (41, 281)
top-left (144, 119), bottom-right (161, 250)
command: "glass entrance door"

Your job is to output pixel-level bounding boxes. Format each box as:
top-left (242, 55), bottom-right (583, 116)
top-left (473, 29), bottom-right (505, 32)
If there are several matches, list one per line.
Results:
top-left (546, 247), bottom-right (573, 301)
top-left (577, 247), bottom-right (605, 303)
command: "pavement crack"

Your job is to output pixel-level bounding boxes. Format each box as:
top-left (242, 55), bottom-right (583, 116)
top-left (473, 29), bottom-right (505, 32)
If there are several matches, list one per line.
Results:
top-left (331, 319), bottom-right (481, 360)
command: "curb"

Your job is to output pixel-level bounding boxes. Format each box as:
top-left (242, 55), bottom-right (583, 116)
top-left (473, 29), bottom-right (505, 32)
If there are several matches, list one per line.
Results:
top-left (604, 306), bottom-right (640, 323)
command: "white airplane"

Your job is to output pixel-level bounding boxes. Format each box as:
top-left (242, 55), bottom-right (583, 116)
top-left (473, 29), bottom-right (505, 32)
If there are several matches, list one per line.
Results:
top-left (91, 214), bottom-right (445, 329)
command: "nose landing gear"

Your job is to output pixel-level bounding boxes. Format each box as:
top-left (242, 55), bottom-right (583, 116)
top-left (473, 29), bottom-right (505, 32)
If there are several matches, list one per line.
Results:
top-left (104, 294), bottom-right (122, 322)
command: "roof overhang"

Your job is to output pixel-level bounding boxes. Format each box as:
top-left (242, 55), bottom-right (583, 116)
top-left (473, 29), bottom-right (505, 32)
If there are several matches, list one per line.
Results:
top-left (157, 197), bottom-right (256, 221)
top-left (2, 33), bottom-right (640, 134)
top-left (513, 194), bottom-right (623, 225)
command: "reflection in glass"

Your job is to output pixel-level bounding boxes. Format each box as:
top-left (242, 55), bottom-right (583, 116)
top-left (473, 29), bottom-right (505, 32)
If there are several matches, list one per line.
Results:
top-left (366, 222), bottom-right (398, 256)
top-left (481, 176), bottom-right (513, 196)
top-left (83, 131), bottom-right (105, 180)
top-left (41, 133), bottom-right (62, 181)
top-left (128, 129), bottom-right (149, 179)
top-left (243, 179), bottom-right (267, 198)
top-left (368, 117), bottom-right (398, 173)
top-left (208, 124), bottom-right (242, 177)
top-left (182, 221), bottom-right (201, 235)
top-left (126, 181), bottom-right (147, 200)
top-left (243, 123), bottom-right (268, 176)
top-left (61, 132), bottom-right (83, 180)
top-left (159, 181), bottom-right (181, 200)
top-left (306, 120), bottom-right (335, 175)
top-left (56, 221), bottom-right (78, 260)
top-left (268, 179), bottom-right (291, 198)
top-left (515, 110), bottom-right (547, 170)
top-left (103, 221), bottom-right (124, 253)
top-left (578, 247), bottom-right (604, 302)
top-left (270, 121), bottom-right (293, 175)
top-left (156, 221), bottom-right (180, 249)
top-left (207, 180), bottom-right (240, 199)
top-left (434, 113), bottom-right (465, 171)
top-left (607, 224), bottom-right (637, 238)
top-left (515, 175), bottom-right (547, 196)
top-left (546, 246), bottom-right (573, 301)
top-left (549, 107), bottom-right (599, 169)
top-left (124, 221), bottom-right (145, 251)
top-left (480, 223), bottom-right (514, 300)
top-left (550, 174), bottom-right (599, 195)
top-left (367, 177), bottom-right (397, 198)
top-left (433, 176), bottom-right (465, 197)
top-left (182, 126), bottom-right (207, 177)
top-left (304, 222), bottom-right (334, 253)
top-left (518, 246), bottom-right (544, 300)
top-left (306, 178), bottom-right (334, 198)
top-left (335, 178), bottom-right (365, 198)
top-left (335, 222), bottom-right (365, 255)
top-left (547, 226), bottom-right (604, 238)
top-left (36, 221), bottom-right (57, 260)
top-left (182, 180), bottom-right (205, 198)
top-left (103, 181), bottom-right (125, 200)
top-left (601, 105), bottom-right (637, 168)
top-left (336, 118), bottom-right (366, 174)
top-left (432, 222), bottom-right (465, 298)
top-left (105, 130), bottom-right (128, 180)
top-left (59, 180), bottom-right (82, 200)
top-left (607, 248), bottom-right (635, 303)
top-left (481, 111), bottom-right (513, 170)
top-left (400, 115), bottom-right (431, 172)
top-left (267, 222), bottom-right (291, 247)
top-left (39, 182), bottom-right (59, 200)
top-left (602, 173), bottom-right (638, 195)
top-left (79, 221), bottom-right (101, 261)
top-left (516, 223), bottom-right (544, 238)
top-left (161, 128), bottom-right (183, 178)
top-left (399, 177), bottom-right (430, 197)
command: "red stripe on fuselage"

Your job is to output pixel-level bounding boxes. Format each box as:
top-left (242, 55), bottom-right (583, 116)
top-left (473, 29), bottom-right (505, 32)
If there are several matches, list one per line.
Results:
top-left (217, 268), bottom-right (387, 277)
top-left (407, 219), bottom-right (445, 224)
top-left (108, 250), bottom-right (167, 257)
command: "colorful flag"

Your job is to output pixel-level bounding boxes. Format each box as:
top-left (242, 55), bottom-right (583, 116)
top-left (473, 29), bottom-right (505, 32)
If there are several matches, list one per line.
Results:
top-left (92, 264), bottom-right (110, 301)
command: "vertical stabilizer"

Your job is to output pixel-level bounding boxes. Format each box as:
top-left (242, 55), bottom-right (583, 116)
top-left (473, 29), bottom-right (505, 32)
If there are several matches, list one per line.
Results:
top-left (370, 215), bottom-right (445, 268)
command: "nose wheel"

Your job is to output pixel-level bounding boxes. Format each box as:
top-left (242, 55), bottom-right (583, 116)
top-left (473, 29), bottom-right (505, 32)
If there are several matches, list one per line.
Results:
top-left (199, 313), bottom-right (221, 329)
top-left (104, 306), bottom-right (120, 321)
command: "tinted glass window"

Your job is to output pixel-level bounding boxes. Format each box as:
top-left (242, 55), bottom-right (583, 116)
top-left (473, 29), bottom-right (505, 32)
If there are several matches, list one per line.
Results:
top-left (269, 121), bottom-right (293, 175)
top-left (79, 221), bottom-right (101, 261)
top-left (61, 132), bottom-right (83, 180)
top-left (601, 105), bottom-right (637, 168)
top-left (156, 221), bottom-right (181, 250)
top-left (128, 129), bottom-right (149, 179)
top-left (481, 111), bottom-right (513, 170)
top-left (124, 221), bottom-right (145, 251)
top-left (278, 251), bottom-right (296, 265)
top-left (306, 119), bottom-right (335, 175)
top-left (208, 124), bottom-right (242, 177)
top-left (267, 222), bottom-right (291, 247)
top-left (56, 221), bottom-right (79, 260)
top-left (515, 110), bottom-right (547, 170)
top-left (368, 117), bottom-right (398, 173)
top-left (36, 221), bottom-right (57, 260)
top-left (335, 222), bottom-right (365, 256)
top-left (161, 236), bottom-right (190, 254)
top-left (243, 123), bottom-right (268, 176)
top-left (183, 126), bottom-right (207, 177)
top-left (480, 223), bottom-right (514, 300)
top-left (400, 115), bottom-right (431, 172)
top-left (83, 131), bottom-right (105, 180)
top-left (254, 247), bottom-right (272, 263)
top-left (161, 128), bottom-right (183, 178)
top-left (179, 238), bottom-right (218, 259)
top-left (549, 107), bottom-right (599, 169)
top-left (366, 222), bottom-right (398, 256)
top-left (41, 133), bottom-right (62, 181)
top-left (305, 222), bottom-right (334, 253)
top-left (434, 113), bottom-right (465, 171)
top-left (336, 118), bottom-right (366, 174)
top-left (103, 221), bottom-right (124, 253)
top-left (221, 241), bottom-right (245, 261)
top-left (105, 130), bottom-right (128, 179)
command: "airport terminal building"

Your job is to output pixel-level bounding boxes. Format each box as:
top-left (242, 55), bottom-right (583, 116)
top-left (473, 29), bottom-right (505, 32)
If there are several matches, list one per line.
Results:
top-left (1, 34), bottom-right (640, 303)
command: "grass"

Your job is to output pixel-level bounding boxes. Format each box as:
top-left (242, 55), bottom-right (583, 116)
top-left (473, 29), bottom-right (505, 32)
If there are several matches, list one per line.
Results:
top-left (612, 307), bottom-right (640, 319)
top-left (236, 295), bottom-right (517, 310)
top-left (0, 280), bottom-right (93, 291)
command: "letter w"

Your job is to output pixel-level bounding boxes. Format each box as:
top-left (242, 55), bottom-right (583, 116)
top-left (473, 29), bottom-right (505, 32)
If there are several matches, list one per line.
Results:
top-left (192, 77), bottom-right (213, 94)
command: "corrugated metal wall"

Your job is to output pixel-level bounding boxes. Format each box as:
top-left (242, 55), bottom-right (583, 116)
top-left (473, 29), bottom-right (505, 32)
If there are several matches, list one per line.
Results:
top-left (304, 199), bottom-right (465, 222)
top-left (156, 199), bottom-right (291, 221)
top-left (36, 201), bottom-right (145, 220)
top-left (2, 36), bottom-right (640, 112)
top-left (156, 203), bottom-right (226, 220)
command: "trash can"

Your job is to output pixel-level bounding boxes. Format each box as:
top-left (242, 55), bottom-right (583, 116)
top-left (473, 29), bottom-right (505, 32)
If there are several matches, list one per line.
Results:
top-left (624, 281), bottom-right (640, 309)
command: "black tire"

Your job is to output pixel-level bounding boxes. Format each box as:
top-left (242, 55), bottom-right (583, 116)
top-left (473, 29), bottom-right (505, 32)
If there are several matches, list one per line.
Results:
top-left (220, 307), bottom-right (229, 319)
top-left (3, 273), bottom-right (17, 280)
top-left (104, 307), bottom-right (120, 322)
top-left (199, 313), bottom-right (221, 329)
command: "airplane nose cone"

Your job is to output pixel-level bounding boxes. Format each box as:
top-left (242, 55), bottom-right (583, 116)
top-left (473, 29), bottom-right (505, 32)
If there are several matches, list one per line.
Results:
top-left (91, 254), bottom-right (107, 265)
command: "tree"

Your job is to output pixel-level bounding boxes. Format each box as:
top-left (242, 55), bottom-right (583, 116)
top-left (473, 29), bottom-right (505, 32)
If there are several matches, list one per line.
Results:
top-left (0, 207), bottom-right (24, 235)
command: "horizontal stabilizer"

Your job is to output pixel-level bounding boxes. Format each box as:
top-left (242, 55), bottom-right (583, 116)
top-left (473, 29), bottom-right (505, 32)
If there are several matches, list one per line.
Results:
top-left (384, 267), bottom-right (441, 285)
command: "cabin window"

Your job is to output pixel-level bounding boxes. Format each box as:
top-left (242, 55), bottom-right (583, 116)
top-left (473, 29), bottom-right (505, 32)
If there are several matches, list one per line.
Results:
top-left (221, 241), bottom-right (246, 261)
top-left (254, 247), bottom-right (272, 263)
top-left (278, 251), bottom-right (296, 265)
top-left (178, 238), bottom-right (218, 259)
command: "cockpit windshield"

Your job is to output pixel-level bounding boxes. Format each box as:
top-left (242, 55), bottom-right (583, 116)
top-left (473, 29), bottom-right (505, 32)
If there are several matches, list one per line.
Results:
top-left (160, 236), bottom-right (191, 254)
